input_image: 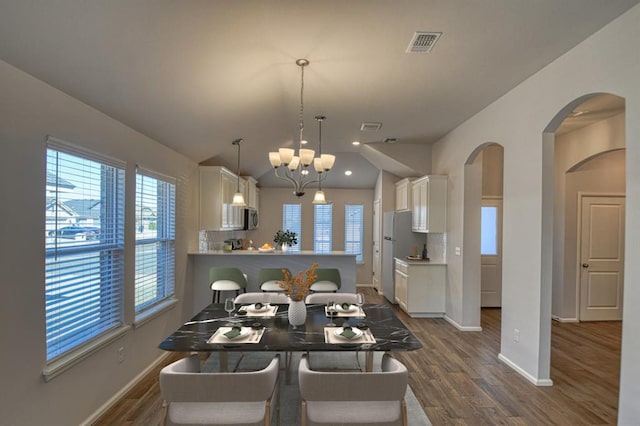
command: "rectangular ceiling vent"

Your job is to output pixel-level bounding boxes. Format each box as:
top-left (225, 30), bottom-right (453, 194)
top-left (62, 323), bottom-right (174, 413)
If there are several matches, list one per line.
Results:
top-left (360, 122), bottom-right (382, 132)
top-left (407, 31), bottom-right (441, 53)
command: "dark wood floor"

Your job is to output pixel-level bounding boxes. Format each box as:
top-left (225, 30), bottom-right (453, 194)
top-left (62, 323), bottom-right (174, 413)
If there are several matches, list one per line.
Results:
top-left (94, 288), bottom-right (621, 425)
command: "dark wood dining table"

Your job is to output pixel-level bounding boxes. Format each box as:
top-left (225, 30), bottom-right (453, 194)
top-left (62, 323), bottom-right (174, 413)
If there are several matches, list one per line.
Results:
top-left (158, 302), bottom-right (423, 372)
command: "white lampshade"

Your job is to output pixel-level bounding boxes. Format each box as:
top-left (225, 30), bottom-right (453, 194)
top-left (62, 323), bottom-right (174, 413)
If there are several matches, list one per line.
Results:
top-left (313, 158), bottom-right (323, 172)
top-left (312, 190), bottom-right (326, 204)
top-left (269, 152), bottom-right (282, 167)
top-left (288, 156), bottom-right (300, 170)
top-left (321, 154), bottom-right (335, 170)
top-left (232, 191), bottom-right (246, 207)
top-left (299, 148), bottom-right (315, 165)
top-left (279, 148), bottom-right (295, 165)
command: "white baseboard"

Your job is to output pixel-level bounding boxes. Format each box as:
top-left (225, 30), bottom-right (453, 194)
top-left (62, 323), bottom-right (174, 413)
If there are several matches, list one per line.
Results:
top-left (444, 315), bottom-right (483, 331)
top-left (80, 352), bottom-right (172, 426)
top-left (498, 353), bottom-right (553, 387)
top-left (551, 315), bottom-right (579, 323)
top-left (356, 283), bottom-right (374, 288)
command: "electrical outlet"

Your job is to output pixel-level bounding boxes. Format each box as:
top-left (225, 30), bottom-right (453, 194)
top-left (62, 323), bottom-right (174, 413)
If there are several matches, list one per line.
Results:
top-left (513, 329), bottom-right (520, 343)
top-left (455, 247), bottom-right (461, 256)
top-left (117, 347), bottom-right (125, 363)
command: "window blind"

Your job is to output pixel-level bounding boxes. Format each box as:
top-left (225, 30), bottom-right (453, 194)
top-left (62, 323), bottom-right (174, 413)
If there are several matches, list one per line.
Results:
top-left (282, 204), bottom-right (301, 252)
top-left (345, 204), bottom-right (364, 262)
top-left (314, 204), bottom-right (333, 253)
top-left (45, 147), bottom-right (125, 361)
top-left (135, 172), bottom-right (176, 314)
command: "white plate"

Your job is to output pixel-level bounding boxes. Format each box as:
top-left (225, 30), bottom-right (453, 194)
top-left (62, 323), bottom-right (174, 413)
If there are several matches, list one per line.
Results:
top-left (333, 327), bottom-right (363, 340)
top-left (223, 326), bottom-right (251, 340)
top-left (258, 248), bottom-right (275, 253)
top-left (335, 303), bottom-right (357, 312)
top-left (247, 303), bottom-right (268, 312)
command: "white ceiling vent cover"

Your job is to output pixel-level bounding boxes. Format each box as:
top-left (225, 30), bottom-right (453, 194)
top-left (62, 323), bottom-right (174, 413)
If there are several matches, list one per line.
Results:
top-left (407, 32), bottom-right (441, 53)
top-left (361, 122), bottom-right (382, 132)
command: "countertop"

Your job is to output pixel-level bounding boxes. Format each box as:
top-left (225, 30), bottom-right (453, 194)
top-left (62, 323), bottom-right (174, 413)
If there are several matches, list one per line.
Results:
top-left (189, 250), bottom-right (357, 256)
top-left (395, 256), bottom-right (447, 265)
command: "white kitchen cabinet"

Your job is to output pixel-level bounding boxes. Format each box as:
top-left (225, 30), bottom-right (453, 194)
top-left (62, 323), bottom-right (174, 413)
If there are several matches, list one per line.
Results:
top-left (411, 175), bottom-right (447, 233)
top-left (199, 166), bottom-right (244, 230)
top-left (395, 178), bottom-right (413, 211)
top-left (394, 258), bottom-right (446, 317)
top-left (242, 176), bottom-right (259, 211)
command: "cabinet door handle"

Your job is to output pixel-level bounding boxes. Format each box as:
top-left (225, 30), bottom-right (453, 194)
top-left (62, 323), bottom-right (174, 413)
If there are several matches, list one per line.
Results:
top-left (582, 263), bottom-right (589, 268)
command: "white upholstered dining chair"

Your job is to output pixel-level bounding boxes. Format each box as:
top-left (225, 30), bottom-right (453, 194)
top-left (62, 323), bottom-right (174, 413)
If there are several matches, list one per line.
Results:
top-left (159, 354), bottom-right (280, 426)
top-left (298, 353), bottom-right (408, 426)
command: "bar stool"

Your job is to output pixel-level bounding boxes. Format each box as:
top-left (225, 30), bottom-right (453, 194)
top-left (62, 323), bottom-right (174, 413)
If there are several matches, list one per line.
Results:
top-left (209, 267), bottom-right (247, 304)
top-left (310, 268), bottom-right (341, 293)
top-left (258, 268), bottom-right (290, 292)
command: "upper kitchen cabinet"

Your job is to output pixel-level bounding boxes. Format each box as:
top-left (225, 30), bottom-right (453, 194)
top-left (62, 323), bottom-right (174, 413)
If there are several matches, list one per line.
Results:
top-left (199, 166), bottom-right (244, 231)
top-left (243, 176), bottom-right (260, 211)
top-left (395, 178), bottom-right (414, 211)
top-left (411, 175), bottom-right (447, 233)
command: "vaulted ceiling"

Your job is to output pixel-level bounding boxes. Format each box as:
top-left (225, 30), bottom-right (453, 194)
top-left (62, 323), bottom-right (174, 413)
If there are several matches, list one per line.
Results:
top-left (0, 1), bottom-right (637, 188)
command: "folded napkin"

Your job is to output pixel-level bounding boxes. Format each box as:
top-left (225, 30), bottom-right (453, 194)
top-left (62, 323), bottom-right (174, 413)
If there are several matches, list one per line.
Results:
top-left (207, 327), bottom-right (263, 344)
top-left (339, 325), bottom-right (357, 339)
top-left (224, 325), bottom-right (242, 339)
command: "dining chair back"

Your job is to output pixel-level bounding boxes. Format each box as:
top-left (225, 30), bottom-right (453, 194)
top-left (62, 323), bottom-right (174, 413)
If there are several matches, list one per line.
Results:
top-left (309, 268), bottom-right (341, 292)
top-left (305, 293), bottom-right (357, 304)
top-left (209, 267), bottom-right (247, 303)
top-left (298, 353), bottom-right (408, 426)
top-left (235, 292), bottom-right (290, 304)
top-left (160, 354), bottom-right (280, 426)
top-left (258, 268), bottom-right (290, 292)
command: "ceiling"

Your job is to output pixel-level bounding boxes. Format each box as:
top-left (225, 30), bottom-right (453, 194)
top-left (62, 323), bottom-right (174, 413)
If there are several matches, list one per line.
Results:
top-left (0, 1), bottom-right (637, 189)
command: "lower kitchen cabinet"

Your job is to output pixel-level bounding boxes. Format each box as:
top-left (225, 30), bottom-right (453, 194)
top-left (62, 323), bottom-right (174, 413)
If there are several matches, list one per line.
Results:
top-left (394, 258), bottom-right (446, 317)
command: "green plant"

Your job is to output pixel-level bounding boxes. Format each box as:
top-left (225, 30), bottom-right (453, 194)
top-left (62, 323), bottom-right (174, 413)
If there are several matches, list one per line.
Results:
top-left (273, 229), bottom-right (298, 246)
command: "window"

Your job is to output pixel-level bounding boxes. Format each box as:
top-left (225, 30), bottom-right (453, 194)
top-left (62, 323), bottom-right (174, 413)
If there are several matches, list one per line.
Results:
top-left (135, 170), bottom-right (176, 315)
top-left (345, 204), bottom-right (364, 262)
top-left (45, 141), bottom-right (125, 361)
top-left (481, 206), bottom-right (498, 255)
top-left (314, 204), bottom-right (333, 253)
top-left (282, 204), bottom-right (301, 252)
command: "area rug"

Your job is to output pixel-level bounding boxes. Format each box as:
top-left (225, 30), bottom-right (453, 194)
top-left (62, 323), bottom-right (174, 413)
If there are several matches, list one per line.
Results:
top-left (203, 351), bottom-right (432, 425)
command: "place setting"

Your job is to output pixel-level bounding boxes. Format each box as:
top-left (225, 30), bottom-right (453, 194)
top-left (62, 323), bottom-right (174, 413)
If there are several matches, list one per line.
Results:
top-left (237, 301), bottom-right (278, 317)
top-left (207, 322), bottom-right (265, 344)
top-left (323, 322), bottom-right (376, 345)
top-left (324, 293), bottom-right (366, 319)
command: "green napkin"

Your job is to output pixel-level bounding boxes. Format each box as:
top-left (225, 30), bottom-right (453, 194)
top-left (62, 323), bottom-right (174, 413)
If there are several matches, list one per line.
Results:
top-left (341, 302), bottom-right (351, 311)
top-left (224, 326), bottom-right (242, 339)
top-left (254, 302), bottom-right (263, 310)
top-left (340, 325), bottom-right (357, 339)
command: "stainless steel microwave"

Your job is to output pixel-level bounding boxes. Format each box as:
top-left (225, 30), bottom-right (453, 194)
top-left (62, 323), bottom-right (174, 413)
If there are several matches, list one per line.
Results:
top-left (243, 208), bottom-right (258, 230)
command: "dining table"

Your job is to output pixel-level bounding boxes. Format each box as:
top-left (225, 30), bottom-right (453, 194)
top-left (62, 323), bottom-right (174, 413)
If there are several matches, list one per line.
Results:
top-left (158, 302), bottom-right (423, 373)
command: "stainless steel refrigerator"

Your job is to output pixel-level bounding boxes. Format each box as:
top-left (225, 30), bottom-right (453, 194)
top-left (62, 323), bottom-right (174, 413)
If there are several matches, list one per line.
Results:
top-left (381, 211), bottom-right (425, 303)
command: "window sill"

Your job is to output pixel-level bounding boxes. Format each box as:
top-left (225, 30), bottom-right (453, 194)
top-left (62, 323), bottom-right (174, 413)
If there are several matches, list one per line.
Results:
top-left (43, 325), bottom-right (131, 382)
top-left (134, 298), bottom-right (179, 328)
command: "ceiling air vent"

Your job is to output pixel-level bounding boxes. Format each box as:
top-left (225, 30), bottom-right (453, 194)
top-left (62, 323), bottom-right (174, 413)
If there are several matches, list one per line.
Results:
top-left (407, 31), bottom-right (441, 53)
top-left (360, 122), bottom-right (382, 132)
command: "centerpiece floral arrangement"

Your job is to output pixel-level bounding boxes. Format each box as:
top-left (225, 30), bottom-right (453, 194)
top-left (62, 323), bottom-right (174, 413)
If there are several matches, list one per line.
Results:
top-left (273, 229), bottom-right (298, 247)
top-left (278, 262), bottom-right (317, 301)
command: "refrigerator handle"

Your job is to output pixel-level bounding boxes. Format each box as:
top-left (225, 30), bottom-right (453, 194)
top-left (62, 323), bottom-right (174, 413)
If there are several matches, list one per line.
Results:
top-left (383, 236), bottom-right (393, 241)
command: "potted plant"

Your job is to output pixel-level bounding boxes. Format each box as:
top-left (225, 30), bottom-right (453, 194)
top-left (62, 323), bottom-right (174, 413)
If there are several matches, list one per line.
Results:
top-left (273, 229), bottom-right (298, 252)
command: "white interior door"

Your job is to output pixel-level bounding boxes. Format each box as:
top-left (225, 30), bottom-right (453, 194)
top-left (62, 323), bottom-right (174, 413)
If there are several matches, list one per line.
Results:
top-left (481, 198), bottom-right (502, 307)
top-left (579, 195), bottom-right (625, 321)
top-left (372, 199), bottom-right (381, 291)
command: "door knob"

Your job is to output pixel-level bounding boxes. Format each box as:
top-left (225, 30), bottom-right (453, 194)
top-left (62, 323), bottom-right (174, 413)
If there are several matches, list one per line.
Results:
top-left (582, 263), bottom-right (589, 268)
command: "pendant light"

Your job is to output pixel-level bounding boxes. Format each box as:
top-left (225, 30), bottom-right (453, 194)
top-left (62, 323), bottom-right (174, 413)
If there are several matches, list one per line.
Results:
top-left (231, 138), bottom-right (246, 207)
top-left (312, 115), bottom-right (327, 204)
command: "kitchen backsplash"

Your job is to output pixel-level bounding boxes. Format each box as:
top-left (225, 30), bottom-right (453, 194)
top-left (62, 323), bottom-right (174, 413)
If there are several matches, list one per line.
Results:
top-left (427, 233), bottom-right (446, 263)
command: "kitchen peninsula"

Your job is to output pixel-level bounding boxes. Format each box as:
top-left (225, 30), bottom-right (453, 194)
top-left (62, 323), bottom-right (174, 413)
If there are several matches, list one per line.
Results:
top-left (188, 250), bottom-right (357, 314)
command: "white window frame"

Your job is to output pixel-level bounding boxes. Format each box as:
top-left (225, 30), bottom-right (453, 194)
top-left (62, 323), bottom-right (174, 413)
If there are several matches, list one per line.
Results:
top-left (135, 168), bottom-right (177, 321)
top-left (314, 204), bottom-right (333, 253)
top-left (345, 204), bottom-right (364, 262)
top-left (282, 204), bottom-right (301, 252)
top-left (44, 137), bottom-right (127, 381)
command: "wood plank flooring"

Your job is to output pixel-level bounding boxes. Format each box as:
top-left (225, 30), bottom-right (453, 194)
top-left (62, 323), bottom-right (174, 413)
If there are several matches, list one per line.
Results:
top-left (94, 288), bottom-right (621, 425)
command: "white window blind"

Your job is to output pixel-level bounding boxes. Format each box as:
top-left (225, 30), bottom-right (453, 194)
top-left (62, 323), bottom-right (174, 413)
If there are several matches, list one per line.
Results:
top-left (314, 204), bottom-right (332, 253)
top-left (45, 145), bottom-right (125, 361)
top-left (282, 204), bottom-right (301, 252)
top-left (345, 204), bottom-right (364, 262)
top-left (135, 170), bottom-right (176, 315)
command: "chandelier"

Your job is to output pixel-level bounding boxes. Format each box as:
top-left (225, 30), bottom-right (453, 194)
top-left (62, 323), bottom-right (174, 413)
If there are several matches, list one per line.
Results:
top-left (268, 59), bottom-right (335, 200)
